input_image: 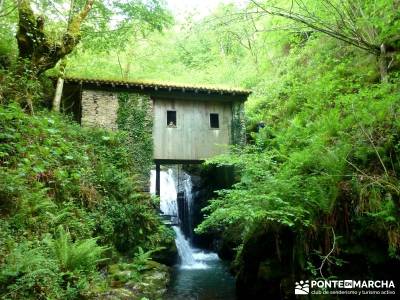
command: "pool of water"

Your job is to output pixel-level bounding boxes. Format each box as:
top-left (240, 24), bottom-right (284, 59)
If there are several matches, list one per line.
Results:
top-left (151, 169), bottom-right (237, 300)
top-left (164, 250), bottom-right (236, 300)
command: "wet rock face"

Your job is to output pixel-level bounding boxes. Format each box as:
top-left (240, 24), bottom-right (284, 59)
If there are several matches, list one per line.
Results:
top-left (234, 224), bottom-right (400, 299)
top-left (216, 227), bottom-right (242, 261)
top-left (183, 164), bottom-right (237, 250)
top-left (235, 226), bottom-right (296, 300)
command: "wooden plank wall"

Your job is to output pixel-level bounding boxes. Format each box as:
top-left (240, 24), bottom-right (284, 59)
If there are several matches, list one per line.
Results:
top-left (153, 98), bottom-right (232, 161)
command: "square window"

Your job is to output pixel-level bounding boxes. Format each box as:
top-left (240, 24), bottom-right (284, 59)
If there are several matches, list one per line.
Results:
top-left (167, 110), bottom-right (176, 127)
top-left (210, 113), bottom-right (219, 129)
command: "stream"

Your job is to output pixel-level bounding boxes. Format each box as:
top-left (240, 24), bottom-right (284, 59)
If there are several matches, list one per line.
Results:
top-left (151, 168), bottom-right (236, 300)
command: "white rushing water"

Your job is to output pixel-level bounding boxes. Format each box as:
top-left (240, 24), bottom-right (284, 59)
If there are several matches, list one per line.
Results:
top-left (173, 226), bottom-right (209, 269)
top-left (181, 172), bottom-right (194, 235)
top-left (150, 167), bottom-right (218, 270)
top-left (150, 168), bottom-right (178, 216)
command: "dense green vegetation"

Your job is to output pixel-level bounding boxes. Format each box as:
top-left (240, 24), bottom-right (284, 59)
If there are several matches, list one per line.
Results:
top-left (0, 2), bottom-right (175, 298)
top-left (1, 0), bottom-right (400, 298)
top-left (199, 37), bottom-right (400, 274)
top-left (0, 103), bottom-right (174, 298)
top-left (117, 93), bottom-right (154, 186)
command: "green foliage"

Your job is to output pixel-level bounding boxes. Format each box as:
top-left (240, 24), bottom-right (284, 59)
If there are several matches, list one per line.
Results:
top-left (0, 0), bottom-right (172, 112)
top-left (77, 0), bottom-right (173, 53)
top-left (0, 0), bottom-right (18, 68)
top-left (0, 62), bottom-right (50, 109)
top-left (198, 30), bottom-right (400, 279)
top-left (95, 195), bottom-right (161, 254)
top-left (0, 103), bottom-right (169, 298)
top-left (63, 3), bottom-right (263, 85)
top-left (48, 226), bottom-right (107, 273)
top-left (0, 242), bottom-right (62, 300)
top-left (131, 246), bottom-right (166, 272)
top-left (117, 93), bottom-right (153, 184)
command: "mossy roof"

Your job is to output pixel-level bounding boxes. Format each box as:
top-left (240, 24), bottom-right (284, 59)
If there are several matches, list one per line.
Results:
top-left (62, 76), bottom-right (252, 96)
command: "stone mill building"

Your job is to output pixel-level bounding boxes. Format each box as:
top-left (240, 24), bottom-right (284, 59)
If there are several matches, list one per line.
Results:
top-left (56, 77), bottom-right (251, 193)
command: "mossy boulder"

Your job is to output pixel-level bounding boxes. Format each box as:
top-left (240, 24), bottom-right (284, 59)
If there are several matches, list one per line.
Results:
top-left (94, 288), bottom-right (136, 300)
top-left (151, 231), bottom-right (178, 266)
top-left (91, 261), bottom-right (170, 300)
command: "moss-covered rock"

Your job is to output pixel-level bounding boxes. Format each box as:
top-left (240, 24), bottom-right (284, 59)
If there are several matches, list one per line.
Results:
top-left (91, 261), bottom-right (170, 300)
top-left (150, 226), bottom-right (178, 266)
top-left (95, 288), bottom-right (136, 300)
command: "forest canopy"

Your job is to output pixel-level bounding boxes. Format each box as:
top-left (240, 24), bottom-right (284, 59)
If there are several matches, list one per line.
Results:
top-left (1, 0), bottom-right (172, 74)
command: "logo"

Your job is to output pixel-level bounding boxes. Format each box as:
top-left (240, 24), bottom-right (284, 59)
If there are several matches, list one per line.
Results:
top-left (295, 279), bottom-right (396, 296)
top-left (344, 280), bottom-right (353, 288)
top-left (295, 280), bottom-right (310, 295)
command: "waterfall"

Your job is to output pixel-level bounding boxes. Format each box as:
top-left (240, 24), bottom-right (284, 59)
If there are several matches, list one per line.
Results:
top-left (181, 172), bottom-right (193, 237)
top-left (173, 226), bottom-right (209, 269)
top-left (150, 168), bottom-right (178, 216)
top-left (173, 226), bottom-right (196, 265)
top-left (150, 167), bottom-right (216, 270)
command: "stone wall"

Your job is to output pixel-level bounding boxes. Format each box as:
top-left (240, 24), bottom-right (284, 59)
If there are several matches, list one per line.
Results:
top-left (81, 90), bottom-right (119, 130)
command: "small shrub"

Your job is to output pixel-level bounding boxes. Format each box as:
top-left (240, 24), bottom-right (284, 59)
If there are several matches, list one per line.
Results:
top-left (48, 226), bottom-right (108, 274)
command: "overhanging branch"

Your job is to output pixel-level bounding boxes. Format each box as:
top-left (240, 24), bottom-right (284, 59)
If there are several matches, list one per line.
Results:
top-left (16, 0), bottom-right (96, 74)
top-left (250, 0), bottom-right (380, 55)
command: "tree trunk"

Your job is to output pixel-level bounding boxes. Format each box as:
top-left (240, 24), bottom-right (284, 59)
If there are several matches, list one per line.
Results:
top-left (12, 0), bottom-right (94, 112)
top-left (16, 0), bottom-right (95, 76)
top-left (52, 77), bottom-right (64, 112)
top-left (379, 44), bottom-right (389, 83)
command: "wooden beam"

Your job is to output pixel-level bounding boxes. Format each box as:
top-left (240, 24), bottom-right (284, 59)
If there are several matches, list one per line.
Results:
top-left (155, 163), bottom-right (161, 197)
top-left (154, 159), bottom-right (204, 165)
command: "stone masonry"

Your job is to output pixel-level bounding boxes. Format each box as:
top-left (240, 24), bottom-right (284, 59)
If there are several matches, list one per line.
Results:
top-left (81, 90), bottom-right (119, 130)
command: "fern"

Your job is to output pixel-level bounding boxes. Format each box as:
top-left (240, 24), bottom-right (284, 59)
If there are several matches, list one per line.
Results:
top-left (49, 226), bottom-right (108, 273)
top-left (132, 246), bottom-right (166, 271)
top-left (0, 242), bottom-right (61, 299)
